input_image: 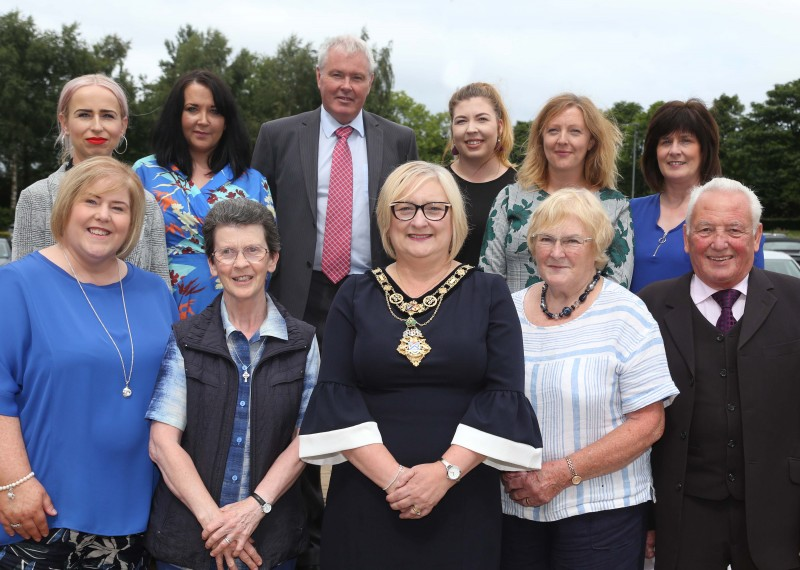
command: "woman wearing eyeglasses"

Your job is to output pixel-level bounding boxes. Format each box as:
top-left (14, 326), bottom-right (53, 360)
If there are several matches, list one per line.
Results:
top-left (499, 188), bottom-right (677, 570)
top-left (299, 161), bottom-right (542, 569)
top-left (145, 199), bottom-right (319, 570)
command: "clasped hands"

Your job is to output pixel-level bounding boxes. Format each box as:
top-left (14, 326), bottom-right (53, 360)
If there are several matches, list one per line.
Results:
top-left (502, 460), bottom-right (568, 508)
top-left (200, 498), bottom-right (265, 570)
top-left (385, 462), bottom-right (455, 520)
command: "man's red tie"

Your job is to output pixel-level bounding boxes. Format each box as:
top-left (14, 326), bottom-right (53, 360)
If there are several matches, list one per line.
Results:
top-left (321, 126), bottom-right (354, 283)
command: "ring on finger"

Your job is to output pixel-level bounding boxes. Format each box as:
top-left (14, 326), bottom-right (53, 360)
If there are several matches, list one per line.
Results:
top-left (411, 505), bottom-right (422, 516)
top-left (9, 523), bottom-right (21, 528)
top-left (223, 536), bottom-right (232, 545)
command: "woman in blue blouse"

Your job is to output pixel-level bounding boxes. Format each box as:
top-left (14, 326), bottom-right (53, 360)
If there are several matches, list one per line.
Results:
top-left (135, 70), bottom-right (275, 319)
top-left (630, 99), bottom-right (763, 292)
top-left (0, 157), bottom-right (176, 567)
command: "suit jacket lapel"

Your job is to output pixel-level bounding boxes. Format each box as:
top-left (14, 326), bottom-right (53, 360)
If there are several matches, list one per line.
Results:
top-left (364, 111), bottom-right (384, 213)
top-left (739, 268), bottom-right (776, 349)
top-left (300, 109), bottom-right (321, 222)
top-left (662, 273), bottom-right (697, 378)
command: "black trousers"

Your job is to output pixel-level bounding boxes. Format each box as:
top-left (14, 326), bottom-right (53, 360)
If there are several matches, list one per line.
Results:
top-left (670, 495), bottom-right (759, 570)
top-left (296, 270), bottom-right (346, 568)
top-left (500, 503), bottom-right (648, 570)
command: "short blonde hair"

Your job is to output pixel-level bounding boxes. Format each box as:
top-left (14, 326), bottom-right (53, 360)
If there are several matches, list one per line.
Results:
top-left (51, 156), bottom-right (145, 259)
top-left (518, 93), bottom-right (622, 191)
top-left (376, 161), bottom-right (468, 261)
top-left (526, 188), bottom-right (613, 270)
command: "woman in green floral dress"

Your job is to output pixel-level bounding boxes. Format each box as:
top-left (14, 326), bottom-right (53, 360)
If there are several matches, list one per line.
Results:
top-left (479, 93), bottom-right (633, 292)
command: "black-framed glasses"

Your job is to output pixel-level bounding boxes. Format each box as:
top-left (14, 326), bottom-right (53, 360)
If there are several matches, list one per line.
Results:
top-left (212, 245), bottom-right (269, 264)
top-left (390, 202), bottom-right (451, 221)
top-left (531, 233), bottom-right (593, 252)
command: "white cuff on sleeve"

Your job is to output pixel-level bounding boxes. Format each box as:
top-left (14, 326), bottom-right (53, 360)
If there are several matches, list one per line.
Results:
top-left (453, 424), bottom-right (542, 471)
top-left (299, 421), bottom-right (383, 465)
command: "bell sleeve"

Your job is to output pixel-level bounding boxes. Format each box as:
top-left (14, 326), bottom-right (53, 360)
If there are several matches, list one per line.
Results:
top-left (452, 273), bottom-right (543, 471)
top-left (299, 278), bottom-right (382, 465)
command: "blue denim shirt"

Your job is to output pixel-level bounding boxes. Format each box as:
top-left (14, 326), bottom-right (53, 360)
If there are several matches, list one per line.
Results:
top-left (147, 294), bottom-right (319, 503)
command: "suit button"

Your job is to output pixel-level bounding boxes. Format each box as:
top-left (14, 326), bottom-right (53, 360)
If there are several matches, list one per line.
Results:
top-left (720, 369), bottom-right (727, 377)
top-left (727, 439), bottom-right (736, 448)
top-left (727, 403), bottom-right (736, 412)
top-left (675, 482), bottom-right (683, 491)
top-left (716, 335), bottom-right (724, 342)
top-left (727, 472), bottom-right (736, 482)
top-left (680, 431), bottom-right (687, 440)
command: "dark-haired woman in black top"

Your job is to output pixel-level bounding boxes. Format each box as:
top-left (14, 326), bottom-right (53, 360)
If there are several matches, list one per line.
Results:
top-left (134, 70), bottom-right (275, 319)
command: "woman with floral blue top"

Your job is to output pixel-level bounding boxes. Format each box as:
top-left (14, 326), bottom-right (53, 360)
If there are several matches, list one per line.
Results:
top-left (134, 70), bottom-right (274, 320)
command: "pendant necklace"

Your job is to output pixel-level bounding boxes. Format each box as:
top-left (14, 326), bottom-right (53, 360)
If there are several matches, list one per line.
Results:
top-left (373, 264), bottom-right (472, 367)
top-left (230, 336), bottom-right (268, 383)
top-left (540, 272), bottom-right (601, 320)
top-left (62, 246), bottom-right (135, 398)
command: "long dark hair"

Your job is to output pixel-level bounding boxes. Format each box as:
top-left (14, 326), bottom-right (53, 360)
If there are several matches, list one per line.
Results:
top-left (153, 70), bottom-right (251, 180)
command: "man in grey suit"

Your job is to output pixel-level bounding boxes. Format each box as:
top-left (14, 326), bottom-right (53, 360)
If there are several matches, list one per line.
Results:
top-left (251, 35), bottom-right (417, 569)
top-left (639, 178), bottom-right (800, 569)
top-left (252, 34), bottom-right (418, 346)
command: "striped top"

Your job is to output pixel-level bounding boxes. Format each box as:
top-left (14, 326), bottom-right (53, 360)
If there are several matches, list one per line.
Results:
top-left (503, 278), bottom-right (678, 522)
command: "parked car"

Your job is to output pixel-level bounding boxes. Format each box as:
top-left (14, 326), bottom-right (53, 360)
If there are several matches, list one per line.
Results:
top-left (763, 234), bottom-right (800, 263)
top-left (0, 237), bottom-right (11, 267)
top-left (764, 250), bottom-right (800, 278)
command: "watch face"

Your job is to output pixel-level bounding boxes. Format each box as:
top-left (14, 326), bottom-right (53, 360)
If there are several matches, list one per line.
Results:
top-left (571, 475), bottom-right (582, 485)
top-left (447, 466), bottom-right (461, 480)
top-left (262, 503), bottom-right (273, 514)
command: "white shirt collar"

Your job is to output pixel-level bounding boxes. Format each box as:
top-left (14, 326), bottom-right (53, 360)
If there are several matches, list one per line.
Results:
top-left (690, 273), bottom-right (750, 306)
top-left (320, 106), bottom-right (364, 138)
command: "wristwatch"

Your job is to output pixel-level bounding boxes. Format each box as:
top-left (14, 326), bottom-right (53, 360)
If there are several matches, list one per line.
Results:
top-left (565, 457), bottom-right (582, 485)
top-left (440, 458), bottom-right (462, 482)
top-left (250, 492), bottom-right (273, 514)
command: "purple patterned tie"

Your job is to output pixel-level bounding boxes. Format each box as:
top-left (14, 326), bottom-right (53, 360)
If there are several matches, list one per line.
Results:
top-left (321, 126), bottom-right (354, 283)
top-left (712, 289), bottom-right (741, 333)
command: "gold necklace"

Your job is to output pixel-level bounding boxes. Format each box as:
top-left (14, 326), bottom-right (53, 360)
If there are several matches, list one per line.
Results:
top-left (61, 246), bottom-right (135, 398)
top-left (373, 264), bottom-right (472, 367)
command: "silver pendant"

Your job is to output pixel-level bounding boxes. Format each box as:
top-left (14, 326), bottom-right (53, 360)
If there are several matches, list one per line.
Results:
top-left (7, 490), bottom-right (14, 500)
top-left (242, 371), bottom-right (250, 382)
top-left (122, 386), bottom-right (132, 398)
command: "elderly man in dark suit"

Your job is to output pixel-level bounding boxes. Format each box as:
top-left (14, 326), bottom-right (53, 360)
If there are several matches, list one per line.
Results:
top-left (252, 34), bottom-right (417, 346)
top-left (251, 34), bottom-right (417, 570)
top-left (639, 177), bottom-right (800, 570)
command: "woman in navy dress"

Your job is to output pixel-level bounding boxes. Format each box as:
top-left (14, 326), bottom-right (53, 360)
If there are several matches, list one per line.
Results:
top-left (299, 161), bottom-right (542, 569)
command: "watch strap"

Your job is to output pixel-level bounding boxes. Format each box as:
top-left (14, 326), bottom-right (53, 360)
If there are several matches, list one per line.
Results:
top-left (250, 492), bottom-right (266, 507)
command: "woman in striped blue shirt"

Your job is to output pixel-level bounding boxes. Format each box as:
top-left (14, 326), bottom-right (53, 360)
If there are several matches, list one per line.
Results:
top-left (500, 188), bottom-right (678, 570)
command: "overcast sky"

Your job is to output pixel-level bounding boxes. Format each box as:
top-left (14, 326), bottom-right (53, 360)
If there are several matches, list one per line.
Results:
top-left (8, 0), bottom-right (800, 123)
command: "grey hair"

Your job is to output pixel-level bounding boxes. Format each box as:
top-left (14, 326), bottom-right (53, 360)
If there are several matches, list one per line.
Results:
top-left (203, 199), bottom-right (280, 259)
top-left (317, 35), bottom-right (375, 75)
top-left (686, 177), bottom-right (763, 235)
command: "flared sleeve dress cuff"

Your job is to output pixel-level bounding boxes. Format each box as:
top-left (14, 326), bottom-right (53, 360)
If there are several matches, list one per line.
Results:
top-left (453, 390), bottom-right (543, 471)
top-left (299, 381), bottom-right (383, 466)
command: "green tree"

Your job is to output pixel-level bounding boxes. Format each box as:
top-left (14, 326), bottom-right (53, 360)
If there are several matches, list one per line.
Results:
top-left (0, 11), bottom-right (130, 208)
top-left (711, 94), bottom-right (747, 182)
top-left (606, 101), bottom-right (647, 197)
top-left (386, 91), bottom-right (448, 163)
top-left (738, 79), bottom-right (800, 218)
top-left (510, 120), bottom-right (531, 166)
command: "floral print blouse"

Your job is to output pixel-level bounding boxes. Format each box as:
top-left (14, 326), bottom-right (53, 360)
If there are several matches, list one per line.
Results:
top-left (134, 155), bottom-right (275, 319)
top-left (479, 183), bottom-right (633, 293)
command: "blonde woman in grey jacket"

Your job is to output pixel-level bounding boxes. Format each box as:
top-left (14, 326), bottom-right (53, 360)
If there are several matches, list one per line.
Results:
top-left (12, 74), bottom-right (169, 285)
